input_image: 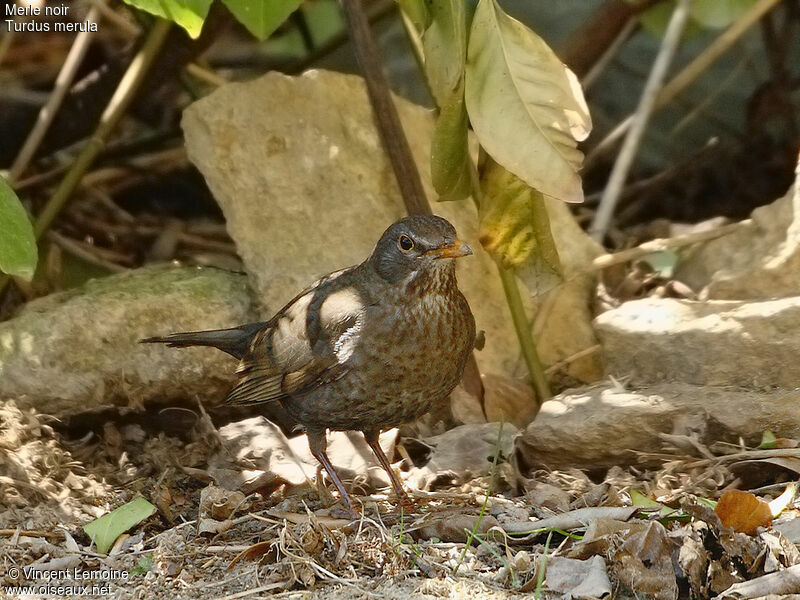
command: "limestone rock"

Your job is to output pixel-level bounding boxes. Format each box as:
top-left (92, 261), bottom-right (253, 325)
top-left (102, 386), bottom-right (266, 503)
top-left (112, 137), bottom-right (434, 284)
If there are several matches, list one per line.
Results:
top-left (182, 69), bottom-right (602, 383)
top-left (515, 383), bottom-right (800, 471)
top-left (594, 296), bottom-right (800, 388)
top-left (675, 181), bottom-right (800, 300)
top-left (0, 265), bottom-right (256, 415)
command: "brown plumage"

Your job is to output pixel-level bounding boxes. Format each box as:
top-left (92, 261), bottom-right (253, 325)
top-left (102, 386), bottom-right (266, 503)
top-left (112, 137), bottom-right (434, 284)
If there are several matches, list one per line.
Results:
top-left (142, 215), bottom-right (475, 515)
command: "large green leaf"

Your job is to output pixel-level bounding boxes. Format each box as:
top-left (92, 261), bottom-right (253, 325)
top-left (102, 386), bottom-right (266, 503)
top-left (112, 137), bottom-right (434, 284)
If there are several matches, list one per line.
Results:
top-left (465, 0), bottom-right (591, 204)
top-left (423, 0), bottom-right (471, 202)
top-left (122, 0), bottom-right (212, 38)
top-left (479, 159), bottom-right (561, 293)
top-left (83, 497), bottom-right (157, 554)
top-left (222, 0), bottom-right (302, 41)
top-left (0, 176), bottom-right (37, 281)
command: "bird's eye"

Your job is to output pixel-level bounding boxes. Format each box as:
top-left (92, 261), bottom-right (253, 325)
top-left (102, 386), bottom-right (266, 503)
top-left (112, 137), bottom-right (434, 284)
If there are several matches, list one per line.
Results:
top-left (398, 234), bottom-right (414, 252)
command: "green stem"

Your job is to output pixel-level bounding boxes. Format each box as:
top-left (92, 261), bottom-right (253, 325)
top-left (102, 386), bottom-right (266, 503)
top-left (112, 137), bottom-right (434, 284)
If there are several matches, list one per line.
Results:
top-left (0, 19), bottom-right (172, 297)
top-left (497, 266), bottom-right (551, 402)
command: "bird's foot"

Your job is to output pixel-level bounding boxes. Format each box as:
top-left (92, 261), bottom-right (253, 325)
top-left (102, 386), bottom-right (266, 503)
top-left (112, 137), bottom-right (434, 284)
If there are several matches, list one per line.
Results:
top-left (395, 494), bottom-right (418, 516)
top-left (329, 504), bottom-right (362, 521)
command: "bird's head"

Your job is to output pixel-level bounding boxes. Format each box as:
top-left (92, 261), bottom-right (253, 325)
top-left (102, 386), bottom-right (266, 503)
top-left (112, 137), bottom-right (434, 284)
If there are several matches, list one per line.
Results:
top-left (368, 215), bottom-right (472, 286)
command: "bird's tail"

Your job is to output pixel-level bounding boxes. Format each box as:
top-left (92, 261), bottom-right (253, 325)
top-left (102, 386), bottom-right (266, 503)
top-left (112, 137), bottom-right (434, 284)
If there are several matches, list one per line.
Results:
top-left (140, 322), bottom-right (265, 360)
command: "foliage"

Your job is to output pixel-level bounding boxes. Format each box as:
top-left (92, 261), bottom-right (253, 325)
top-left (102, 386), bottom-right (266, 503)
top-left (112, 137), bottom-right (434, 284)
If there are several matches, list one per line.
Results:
top-left (122, 0), bottom-right (212, 38)
top-left (465, 0), bottom-right (590, 205)
top-left (0, 176), bottom-right (37, 281)
top-left (120, 0), bottom-right (302, 40)
top-left (403, 0), bottom-right (590, 289)
top-left (83, 497), bottom-right (157, 554)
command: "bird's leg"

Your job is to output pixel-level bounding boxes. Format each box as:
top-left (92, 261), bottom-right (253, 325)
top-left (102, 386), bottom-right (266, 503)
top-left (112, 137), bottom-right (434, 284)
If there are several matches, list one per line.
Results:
top-left (307, 428), bottom-right (359, 518)
top-left (363, 429), bottom-right (415, 512)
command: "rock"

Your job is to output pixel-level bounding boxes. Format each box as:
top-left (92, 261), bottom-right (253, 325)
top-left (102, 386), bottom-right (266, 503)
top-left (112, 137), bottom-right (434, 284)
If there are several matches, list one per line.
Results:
top-left (405, 422), bottom-right (517, 490)
top-left (515, 382), bottom-right (800, 471)
top-left (215, 416), bottom-right (397, 491)
top-left (675, 180), bottom-right (800, 300)
top-left (594, 296), bottom-right (800, 387)
top-left (182, 69), bottom-right (602, 384)
top-left (0, 265), bottom-right (256, 415)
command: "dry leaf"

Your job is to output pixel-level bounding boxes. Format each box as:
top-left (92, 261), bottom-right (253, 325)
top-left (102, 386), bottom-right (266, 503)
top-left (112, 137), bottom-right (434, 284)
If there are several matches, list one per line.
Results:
top-left (715, 490), bottom-right (773, 535)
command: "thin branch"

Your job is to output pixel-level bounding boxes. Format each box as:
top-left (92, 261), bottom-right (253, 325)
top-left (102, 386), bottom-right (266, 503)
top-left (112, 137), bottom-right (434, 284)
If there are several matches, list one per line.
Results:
top-left (339, 0), bottom-right (430, 216)
top-left (9, 2), bottom-right (105, 183)
top-left (585, 0), bottom-right (782, 170)
top-left (591, 219), bottom-right (748, 270)
top-left (589, 0), bottom-right (692, 242)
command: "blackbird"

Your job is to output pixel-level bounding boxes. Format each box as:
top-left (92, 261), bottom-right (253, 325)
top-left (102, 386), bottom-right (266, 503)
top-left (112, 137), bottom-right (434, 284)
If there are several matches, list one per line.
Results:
top-left (142, 215), bottom-right (475, 515)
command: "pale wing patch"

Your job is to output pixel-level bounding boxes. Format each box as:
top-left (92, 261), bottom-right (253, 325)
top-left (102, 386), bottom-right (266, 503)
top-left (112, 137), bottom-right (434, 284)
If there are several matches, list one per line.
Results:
top-left (320, 287), bottom-right (365, 363)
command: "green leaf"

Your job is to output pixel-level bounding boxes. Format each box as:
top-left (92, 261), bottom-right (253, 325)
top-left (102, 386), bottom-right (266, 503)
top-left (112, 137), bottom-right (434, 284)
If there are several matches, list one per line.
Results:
top-left (465, 0), bottom-right (591, 204)
top-left (423, 0), bottom-right (471, 202)
top-left (431, 97), bottom-right (471, 201)
top-left (690, 0), bottom-right (758, 29)
top-left (83, 497), bottom-right (157, 554)
top-left (397, 0), bottom-right (431, 32)
top-left (642, 249), bottom-right (678, 278)
top-left (479, 158), bottom-right (561, 293)
top-left (121, 0), bottom-right (212, 38)
top-left (0, 176), bottom-right (37, 281)
top-left (423, 0), bottom-right (467, 107)
top-left (759, 430), bottom-right (777, 449)
top-left (222, 0), bottom-right (302, 41)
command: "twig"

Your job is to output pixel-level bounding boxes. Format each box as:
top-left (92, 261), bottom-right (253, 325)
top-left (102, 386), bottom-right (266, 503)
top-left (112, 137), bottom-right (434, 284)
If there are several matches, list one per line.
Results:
top-left (0, 529), bottom-right (63, 540)
top-left (589, 0), bottom-right (692, 242)
top-left (339, 0), bottom-right (430, 216)
top-left (591, 219), bottom-right (748, 270)
top-left (9, 2), bottom-right (104, 183)
top-left (0, 19), bottom-right (172, 296)
top-left (585, 0), bottom-right (782, 170)
top-left (544, 344), bottom-right (602, 376)
top-left (581, 17), bottom-right (637, 91)
top-left (47, 231), bottom-right (130, 273)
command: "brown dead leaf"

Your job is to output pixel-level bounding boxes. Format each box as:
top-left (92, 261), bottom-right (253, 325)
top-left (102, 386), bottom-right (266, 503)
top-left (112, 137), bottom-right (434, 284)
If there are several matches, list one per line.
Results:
top-left (715, 490), bottom-right (772, 535)
top-left (613, 521), bottom-right (678, 600)
top-left (227, 541), bottom-right (273, 569)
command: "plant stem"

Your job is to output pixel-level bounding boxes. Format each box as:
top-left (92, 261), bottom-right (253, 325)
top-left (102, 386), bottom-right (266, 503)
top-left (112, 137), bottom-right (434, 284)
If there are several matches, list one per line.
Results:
top-left (0, 19), bottom-right (172, 297)
top-left (497, 266), bottom-right (551, 402)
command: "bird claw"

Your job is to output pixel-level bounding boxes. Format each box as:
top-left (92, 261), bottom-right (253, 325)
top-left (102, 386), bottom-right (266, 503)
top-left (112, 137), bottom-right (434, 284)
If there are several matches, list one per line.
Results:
top-left (329, 504), bottom-right (362, 521)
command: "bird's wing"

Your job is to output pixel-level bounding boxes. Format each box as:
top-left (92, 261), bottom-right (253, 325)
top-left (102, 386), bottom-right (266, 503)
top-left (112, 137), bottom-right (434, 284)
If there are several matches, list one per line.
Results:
top-left (225, 269), bottom-right (367, 405)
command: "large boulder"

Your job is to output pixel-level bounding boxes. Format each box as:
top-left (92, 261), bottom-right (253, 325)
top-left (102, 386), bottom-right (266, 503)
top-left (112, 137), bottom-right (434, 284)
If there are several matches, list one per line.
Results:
top-left (0, 265), bottom-right (256, 415)
top-left (594, 296), bottom-right (800, 388)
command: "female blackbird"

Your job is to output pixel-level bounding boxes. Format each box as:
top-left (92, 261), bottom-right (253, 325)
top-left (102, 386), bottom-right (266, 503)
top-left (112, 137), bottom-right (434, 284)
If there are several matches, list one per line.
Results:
top-left (143, 215), bottom-right (476, 515)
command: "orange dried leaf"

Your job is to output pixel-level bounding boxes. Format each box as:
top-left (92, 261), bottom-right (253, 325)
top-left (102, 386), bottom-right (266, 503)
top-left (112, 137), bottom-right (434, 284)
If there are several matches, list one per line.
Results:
top-left (715, 490), bottom-right (772, 535)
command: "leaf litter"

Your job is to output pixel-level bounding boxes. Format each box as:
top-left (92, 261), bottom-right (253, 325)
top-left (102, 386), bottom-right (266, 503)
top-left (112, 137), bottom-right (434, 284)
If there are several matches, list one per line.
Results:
top-left (4, 398), bottom-right (800, 599)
